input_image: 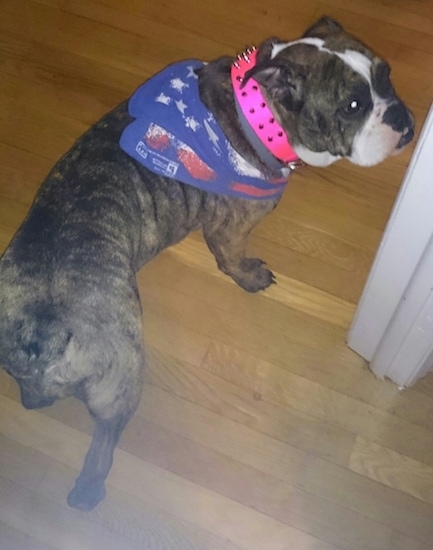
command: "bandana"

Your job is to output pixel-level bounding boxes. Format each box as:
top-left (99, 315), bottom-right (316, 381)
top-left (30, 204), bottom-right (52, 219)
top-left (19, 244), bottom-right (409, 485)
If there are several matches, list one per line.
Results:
top-left (120, 60), bottom-right (289, 199)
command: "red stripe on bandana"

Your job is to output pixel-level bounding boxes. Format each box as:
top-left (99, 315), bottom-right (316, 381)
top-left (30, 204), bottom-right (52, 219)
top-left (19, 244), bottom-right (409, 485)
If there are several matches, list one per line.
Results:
top-left (176, 148), bottom-right (216, 181)
top-left (145, 127), bottom-right (171, 151)
top-left (230, 182), bottom-right (284, 197)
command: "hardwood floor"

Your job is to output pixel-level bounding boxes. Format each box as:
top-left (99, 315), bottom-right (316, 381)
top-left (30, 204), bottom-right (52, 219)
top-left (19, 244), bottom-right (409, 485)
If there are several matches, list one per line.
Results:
top-left (1, 0), bottom-right (433, 548)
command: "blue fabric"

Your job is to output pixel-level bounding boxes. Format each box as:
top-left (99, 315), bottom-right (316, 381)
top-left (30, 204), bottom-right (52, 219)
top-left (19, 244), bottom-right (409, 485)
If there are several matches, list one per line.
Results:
top-left (120, 60), bottom-right (288, 199)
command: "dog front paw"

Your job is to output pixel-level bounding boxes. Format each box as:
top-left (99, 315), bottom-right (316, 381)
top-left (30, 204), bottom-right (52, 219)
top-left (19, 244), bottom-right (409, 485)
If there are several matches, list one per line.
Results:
top-left (67, 479), bottom-right (106, 512)
top-left (228, 258), bottom-right (276, 292)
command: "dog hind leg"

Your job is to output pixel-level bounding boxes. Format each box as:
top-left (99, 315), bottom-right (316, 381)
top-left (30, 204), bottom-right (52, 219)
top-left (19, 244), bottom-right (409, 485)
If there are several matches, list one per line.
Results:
top-left (67, 349), bottom-right (144, 511)
top-left (67, 413), bottom-right (130, 510)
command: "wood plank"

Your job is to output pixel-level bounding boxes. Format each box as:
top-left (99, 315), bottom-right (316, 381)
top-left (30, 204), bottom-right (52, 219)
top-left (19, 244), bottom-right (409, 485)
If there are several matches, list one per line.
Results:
top-left (202, 341), bottom-right (433, 465)
top-left (165, 238), bottom-right (356, 328)
top-left (20, 394), bottom-right (358, 550)
top-left (0, 434), bottom-right (51, 492)
top-left (0, 395), bottom-right (342, 550)
top-left (0, 94), bottom-right (87, 162)
top-left (0, 142), bottom-right (50, 205)
top-left (299, 454), bottom-right (433, 546)
top-left (38, 391), bottom-right (433, 547)
top-left (39, 461), bottom-right (244, 550)
top-left (323, 0), bottom-right (433, 36)
top-left (0, 430), bottom-right (241, 550)
top-left (131, 385), bottom-right (433, 548)
top-left (349, 437), bottom-right (433, 505)
top-left (144, 346), bottom-right (355, 466)
top-left (0, 476), bottom-right (148, 550)
top-left (0, 519), bottom-right (57, 550)
top-left (0, 40), bottom-right (128, 123)
top-left (5, 387), bottom-right (429, 550)
top-left (143, 308), bottom-right (211, 369)
top-left (415, 371), bottom-right (433, 396)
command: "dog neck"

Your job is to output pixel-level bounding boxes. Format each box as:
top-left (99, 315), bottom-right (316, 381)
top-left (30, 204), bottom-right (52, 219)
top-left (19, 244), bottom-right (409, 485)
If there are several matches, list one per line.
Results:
top-left (231, 48), bottom-right (302, 171)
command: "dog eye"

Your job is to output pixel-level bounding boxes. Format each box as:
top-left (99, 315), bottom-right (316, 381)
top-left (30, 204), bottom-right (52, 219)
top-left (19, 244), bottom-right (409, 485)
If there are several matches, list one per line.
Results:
top-left (343, 99), bottom-right (362, 115)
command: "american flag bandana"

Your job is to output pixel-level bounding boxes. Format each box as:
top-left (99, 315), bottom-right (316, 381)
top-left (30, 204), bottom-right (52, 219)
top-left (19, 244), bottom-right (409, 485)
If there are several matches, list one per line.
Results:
top-left (119, 60), bottom-right (289, 199)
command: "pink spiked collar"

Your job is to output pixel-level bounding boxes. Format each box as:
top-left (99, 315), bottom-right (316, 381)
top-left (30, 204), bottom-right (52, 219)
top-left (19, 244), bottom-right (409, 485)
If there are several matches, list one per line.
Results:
top-left (231, 47), bottom-right (302, 170)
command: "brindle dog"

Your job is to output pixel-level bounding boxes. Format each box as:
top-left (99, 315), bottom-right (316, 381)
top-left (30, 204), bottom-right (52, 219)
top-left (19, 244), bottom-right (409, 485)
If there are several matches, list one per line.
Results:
top-left (0, 17), bottom-right (413, 510)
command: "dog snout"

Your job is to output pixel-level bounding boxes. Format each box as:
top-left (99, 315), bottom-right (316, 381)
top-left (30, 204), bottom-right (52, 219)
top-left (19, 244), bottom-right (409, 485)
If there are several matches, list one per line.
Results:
top-left (383, 102), bottom-right (415, 147)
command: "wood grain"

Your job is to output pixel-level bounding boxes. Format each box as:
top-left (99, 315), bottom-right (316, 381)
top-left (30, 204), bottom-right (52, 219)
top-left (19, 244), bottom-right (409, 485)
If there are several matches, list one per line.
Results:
top-left (1, 0), bottom-right (433, 548)
top-left (349, 437), bottom-right (433, 506)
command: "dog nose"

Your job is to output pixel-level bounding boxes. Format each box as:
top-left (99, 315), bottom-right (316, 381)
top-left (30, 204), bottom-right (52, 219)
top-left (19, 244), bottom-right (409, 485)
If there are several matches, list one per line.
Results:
top-left (383, 102), bottom-right (414, 132)
top-left (397, 127), bottom-right (414, 149)
top-left (383, 102), bottom-right (414, 149)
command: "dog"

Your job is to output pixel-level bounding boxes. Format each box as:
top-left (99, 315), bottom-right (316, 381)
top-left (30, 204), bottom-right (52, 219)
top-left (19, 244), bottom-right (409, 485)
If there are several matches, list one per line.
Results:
top-left (0, 17), bottom-right (414, 511)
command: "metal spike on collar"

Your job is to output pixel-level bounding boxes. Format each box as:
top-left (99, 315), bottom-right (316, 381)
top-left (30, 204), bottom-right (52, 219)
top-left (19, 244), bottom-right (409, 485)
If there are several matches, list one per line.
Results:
top-left (233, 45), bottom-right (256, 69)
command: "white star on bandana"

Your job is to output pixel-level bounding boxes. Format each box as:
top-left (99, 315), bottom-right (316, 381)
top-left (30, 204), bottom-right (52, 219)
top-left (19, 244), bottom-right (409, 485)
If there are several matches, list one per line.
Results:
top-left (176, 99), bottom-right (188, 114)
top-left (187, 66), bottom-right (199, 79)
top-left (156, 92), bottom-right (171, 105)
top-left (170, 78), bottom-right (189, 92)
top-left (185, 116), bottom-right (200, 132)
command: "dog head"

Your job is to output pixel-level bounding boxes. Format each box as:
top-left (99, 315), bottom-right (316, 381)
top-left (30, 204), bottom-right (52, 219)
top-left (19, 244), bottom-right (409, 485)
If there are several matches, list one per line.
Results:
top-left (243, 17), bottom-right (414, 167)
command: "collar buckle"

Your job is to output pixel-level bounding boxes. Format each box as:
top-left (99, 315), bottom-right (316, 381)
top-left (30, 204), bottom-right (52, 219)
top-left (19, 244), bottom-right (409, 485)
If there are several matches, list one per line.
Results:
top-left (287, 159), bottom-right (305, 170)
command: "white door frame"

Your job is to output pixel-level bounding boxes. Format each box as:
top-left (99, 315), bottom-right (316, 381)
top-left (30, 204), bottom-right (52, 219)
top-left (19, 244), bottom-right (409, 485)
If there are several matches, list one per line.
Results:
top-left (348, 102), bottom-right (433, 387)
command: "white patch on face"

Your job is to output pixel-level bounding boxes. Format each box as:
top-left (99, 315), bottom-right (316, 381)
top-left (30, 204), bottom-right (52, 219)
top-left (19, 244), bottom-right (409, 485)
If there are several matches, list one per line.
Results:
top-left (292, 145), bottom-right (341, 167)
top-left (349, 97), bottom-right (403, 166)
top-left (336, 50), bottom-right (372, 83)
top-left (271, 37), bottom-right (325, 57)
top-left (271, 38), bottom-right (372, 83)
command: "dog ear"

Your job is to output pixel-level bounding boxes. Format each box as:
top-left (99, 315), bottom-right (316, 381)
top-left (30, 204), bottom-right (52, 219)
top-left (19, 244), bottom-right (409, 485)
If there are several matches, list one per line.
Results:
top-left (303, 16), bottom-right (343, 38)
top-left (243, 62), bottom-right (306, 112)
top-left (371, 57), bottom-right (394, 98)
